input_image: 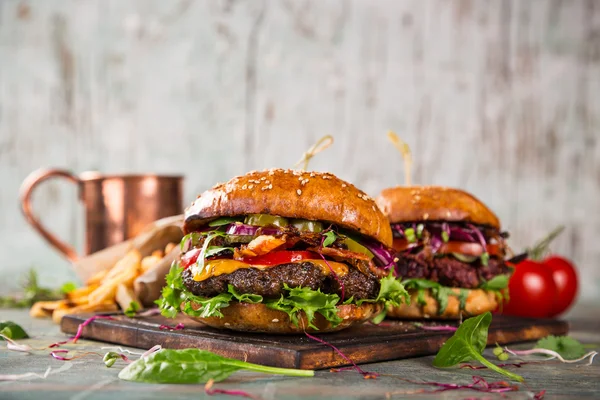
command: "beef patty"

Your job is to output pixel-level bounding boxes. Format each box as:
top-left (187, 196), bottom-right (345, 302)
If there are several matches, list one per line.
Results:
top-left (395, 254), bottom-right (510, 288)
top-left (182, 261), bottom-right (379, 300)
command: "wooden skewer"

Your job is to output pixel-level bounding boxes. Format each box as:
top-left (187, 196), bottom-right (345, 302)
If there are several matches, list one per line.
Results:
top-left (387, 131), bottom-right (412, 186)
top-left (295, 135), bottom-right (334, 171)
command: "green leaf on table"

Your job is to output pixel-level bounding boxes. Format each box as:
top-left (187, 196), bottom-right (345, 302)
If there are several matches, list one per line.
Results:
top-left (433, 312), bottom-right (524, 382)
top-left (0, 321), bottom-right (29, 340)
top-left (536, 336), bottom-right (586, 360)
top-left (118, 348), bottom-right (314, 384)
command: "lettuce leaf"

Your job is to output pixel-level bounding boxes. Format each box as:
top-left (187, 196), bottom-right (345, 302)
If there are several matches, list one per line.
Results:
top-left (265, 285), bottom-right (342, 329)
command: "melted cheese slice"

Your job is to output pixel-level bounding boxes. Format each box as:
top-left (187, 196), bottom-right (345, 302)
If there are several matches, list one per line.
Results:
top-left (192, 259), bottom-right (349, 282)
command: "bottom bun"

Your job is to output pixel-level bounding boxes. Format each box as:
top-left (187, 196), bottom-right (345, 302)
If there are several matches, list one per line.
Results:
top-left (185, 301), bottom-right (383, 334)
top-left (387, 288), bottom-right (498, 319)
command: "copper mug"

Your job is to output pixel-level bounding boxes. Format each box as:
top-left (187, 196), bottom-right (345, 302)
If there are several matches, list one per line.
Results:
top-left (20, 169), bottom-right (184, 262)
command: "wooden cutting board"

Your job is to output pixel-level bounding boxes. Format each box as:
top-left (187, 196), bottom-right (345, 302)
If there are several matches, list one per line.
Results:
top-left (61, 313), bottom-right (568, 370)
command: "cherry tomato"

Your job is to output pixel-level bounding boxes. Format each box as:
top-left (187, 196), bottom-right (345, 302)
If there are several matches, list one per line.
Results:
top-left (502, 260), bottom-right (556, 318)
top-left (240, 251), bottom-right (319, 265)
top-left (544, 255), bottom-right (578, 316)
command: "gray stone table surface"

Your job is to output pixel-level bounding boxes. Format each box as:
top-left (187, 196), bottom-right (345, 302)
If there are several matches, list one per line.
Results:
top-left (1, 307), bottom-right (599, 400)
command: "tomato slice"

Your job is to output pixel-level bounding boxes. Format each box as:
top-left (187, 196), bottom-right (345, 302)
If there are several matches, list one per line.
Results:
top-left (181, 248), bottom-right (201, 269)
top-left (240, 250), bottom-right (319, 266)
top-left (392, 239), bottom-right (500, 257)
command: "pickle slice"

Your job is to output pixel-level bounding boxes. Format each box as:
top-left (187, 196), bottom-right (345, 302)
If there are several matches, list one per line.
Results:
top-left (244, 214), bottom-right (289, 227)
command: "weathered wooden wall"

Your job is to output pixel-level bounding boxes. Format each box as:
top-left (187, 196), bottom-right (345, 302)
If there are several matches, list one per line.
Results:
top-left (0, 0), bottom-right (599, 304)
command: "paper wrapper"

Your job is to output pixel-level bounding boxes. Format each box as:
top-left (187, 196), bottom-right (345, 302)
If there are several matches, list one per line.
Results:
top-left (72, 214), bottom-right (184, 306)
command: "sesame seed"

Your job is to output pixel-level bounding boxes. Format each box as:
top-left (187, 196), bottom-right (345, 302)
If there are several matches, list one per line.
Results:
top-left (372, 205), bottom-right (376, 211)
top-left (268, 184), bottom-right (272, 189)
top-left (293, 170), bottom-right (302, 176)
top-left (242, 184), bottom-right (247, 190)
top-left (271, 318), bottom-right (279, 323)
top-left (224, 322), bottom-right (231, 326)
top-left (423, 213), bottom-right (430, 220)
top-left (341, 183), bottom-right (347, 188)
top-left (265, 180), bottom-right (270, 184)
top-left (268, 170), bottom-right (275, 176)
top-left (248, 184), bottom-right (254, 189)
top-left (343, 315), bottom-right (350, 320)
top-left (260, 177), bottom-right (266, 181)
top-left (446, 211), bottom-right (451, 217)
top-left (297, 189), bottom-right (302, 195)
top-left (310, 173), bottom-right (315, 177)
top-left (261, 186), bottom-right (268, 191)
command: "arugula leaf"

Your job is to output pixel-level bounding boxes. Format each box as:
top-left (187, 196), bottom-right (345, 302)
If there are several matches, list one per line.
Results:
top-left (194, 232), bottom-right (227, 277)
top-left (0, 321), bottom-right (29, 340)
top-left (265, 285), bottom-right (342, 330)
top-left (416, 289), bottom-right (426, 306)
top-left (118, 348), bottom-right (313, 384)
top-left (433, 312), bottom-right (524, 382)
top-left (204, 246), bottom-right (235, 258)
top-left (208, 217), bottom-right (242, 227)
top-left (322, 231), bottom-right (337, 247)
top-left (180, 232), bottom-right (203, 251)
top-left (536, 336), bottom-right (586, 359)
top-left (404, 228), bottom-right (416, 243)
top-left (480, 275), bottom-right (509, 290)
top-left (124, 301), bottom-right (141, 317)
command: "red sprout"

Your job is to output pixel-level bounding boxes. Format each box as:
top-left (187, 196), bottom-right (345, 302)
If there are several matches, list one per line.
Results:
top-left (50, 350), bottom-right (102, 361)
top-left (305, 332), bottom-right (378, 379)
top-left (48, 340), bottom-right (69, 348)
top-left (72, 315), bottom-right (114, 343)
top-left (159, 323), bottom-right (185, 331)
top-left (414, 323), bottom-right (458, 332)
top-left (382, 375), bottom-right (520, 395)
top-left (136, 308), bottom-right (161, 317)
top-left (204, 379), bottom-right (257, 399)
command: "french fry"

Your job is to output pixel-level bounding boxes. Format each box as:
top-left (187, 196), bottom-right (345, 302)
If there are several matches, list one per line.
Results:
top-left (115, 284), bottom-right (141, 312)
top-left (151, 249), bottom-right (164, 258)
top-left (52, 301), bottom-right (118, 324)
top-left (86, 269), bottom-right (108, 286)
top-left (88, 259), bottom-right (140, 305)
top-left (102, 250), bottom-right (142, 283)
top-left (141, 255), bottom-right (162, 273)
top-left (30, 300), bottom-right (67, 318)
top-left (165, 242), bottom-right (176, 254)
top-left (65, 285), bottom-right (98, 301)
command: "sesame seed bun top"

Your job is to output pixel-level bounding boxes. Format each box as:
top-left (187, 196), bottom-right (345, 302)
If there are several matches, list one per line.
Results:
top-left (184, 169), bottom-right (394, 247)
top-left (375, 186), bottom-right (500, 229)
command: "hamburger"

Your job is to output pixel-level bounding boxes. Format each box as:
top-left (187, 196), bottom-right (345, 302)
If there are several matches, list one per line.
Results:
top-left (375, 186), bottom-right (511, 319)
top-left (157, 169), bottom-right (408, 333)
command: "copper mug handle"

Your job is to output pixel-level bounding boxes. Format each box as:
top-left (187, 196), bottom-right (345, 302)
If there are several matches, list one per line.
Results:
top-left (19, 168), bottom-right (80, 262)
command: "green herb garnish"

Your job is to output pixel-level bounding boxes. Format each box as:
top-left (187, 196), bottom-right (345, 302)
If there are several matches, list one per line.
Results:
top-left (118, 348), bottom-right (313, 384)
top-left (322, 231), bottom-right (337, 247)
top-left (433, 312), bottom-right (524, 382)
top-left (536, 336), bottom-right (586, 360)
top-left (0, 321), bottom-right (29, 340)
top-left (441, 231), bottom-right (449, 243)
top-left (124, 301), bottom-right (141, 317)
